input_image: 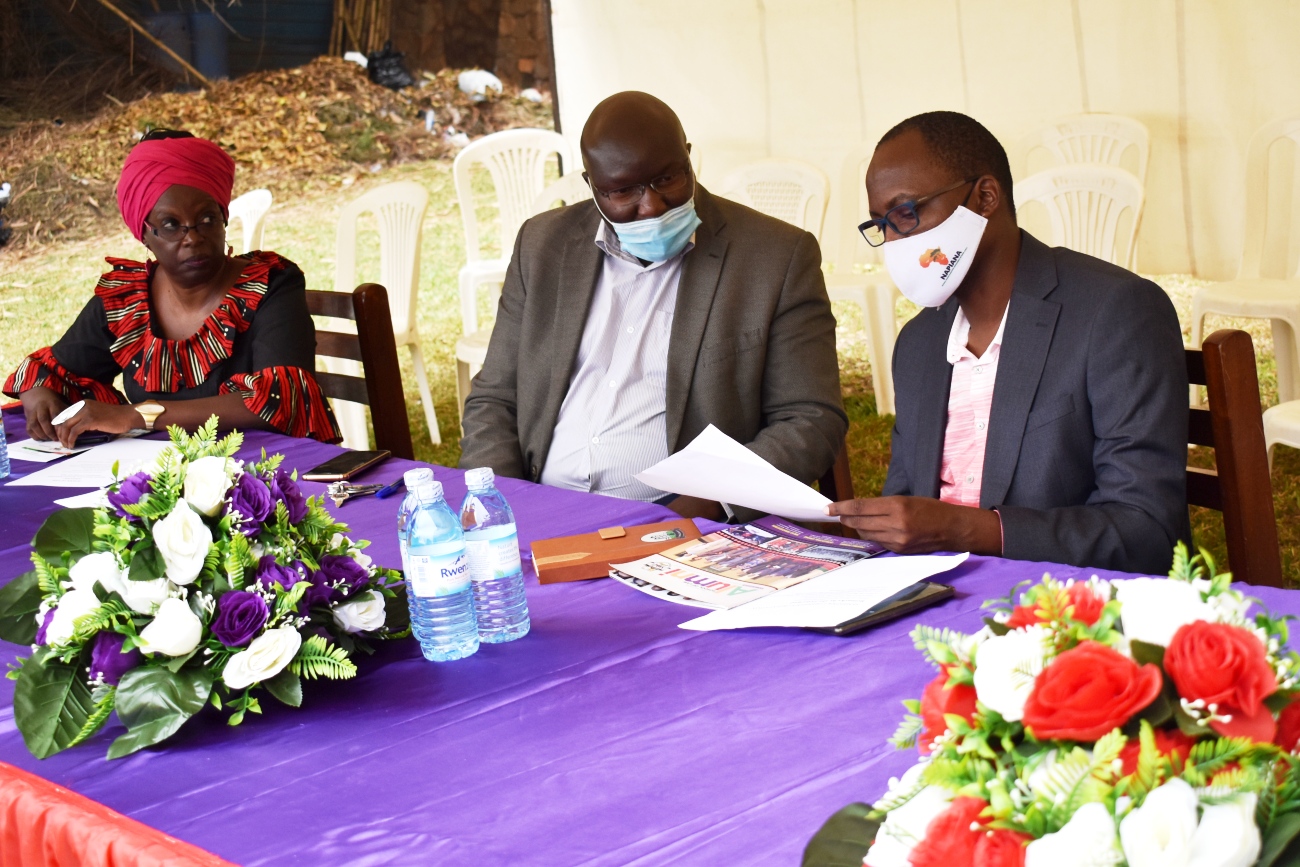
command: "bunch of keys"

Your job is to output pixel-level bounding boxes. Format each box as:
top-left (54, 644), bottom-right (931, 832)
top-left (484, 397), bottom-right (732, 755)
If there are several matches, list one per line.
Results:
top-left (327, 481), bottom-right (385, 507)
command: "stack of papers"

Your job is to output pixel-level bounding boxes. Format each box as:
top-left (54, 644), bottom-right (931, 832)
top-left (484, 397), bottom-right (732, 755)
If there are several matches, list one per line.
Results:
top-left (634, 425), bottom-right (837, 522)
top-left (8, 438), bottom-right (170, 489)
top-left (7, 438), bottom-right (95, 463)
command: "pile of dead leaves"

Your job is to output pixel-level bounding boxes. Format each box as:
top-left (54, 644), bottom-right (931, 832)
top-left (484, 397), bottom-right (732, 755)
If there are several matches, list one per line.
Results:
top-left (0, 57), bottom-right (551, 253)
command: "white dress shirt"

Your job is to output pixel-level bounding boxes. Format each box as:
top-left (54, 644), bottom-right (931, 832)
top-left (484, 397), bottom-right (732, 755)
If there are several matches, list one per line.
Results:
top-left (539, 221), bottom-right (694, 501)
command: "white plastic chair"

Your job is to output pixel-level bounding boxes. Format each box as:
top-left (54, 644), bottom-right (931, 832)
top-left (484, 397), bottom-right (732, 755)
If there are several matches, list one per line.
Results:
top-left (1026, 114), bottom-right (1151, 184)
top-left (719, 158), bottom-right (830, 237)
top-left (227, 189), bottom-right (272, 254)
top-left (453, 128), bottom-right (570, 337)
top-left (826, 142), bottom-right (898, 416)
top-left (1013, 165), bottom-right (1144, 268)
top-left (530, 170), bottom-right (592, 213)
top-left (1263, 400), bottom-right (1300, 471)
top-left (330, 181), bottom-right (439, 448)
top-left (1191, 117), bottom-right (1300, 404)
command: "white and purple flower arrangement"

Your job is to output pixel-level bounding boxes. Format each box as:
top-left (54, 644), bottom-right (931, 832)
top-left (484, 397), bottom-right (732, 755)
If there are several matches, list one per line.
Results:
top-left (0, 417), bottom-right (407, 759)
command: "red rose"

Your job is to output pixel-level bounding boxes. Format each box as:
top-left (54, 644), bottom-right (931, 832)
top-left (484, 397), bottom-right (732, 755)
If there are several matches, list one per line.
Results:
top-left (1022, 641), bottom-right (1163, 741)
top-left (974, 829), bottom-right (1031, 867)
top-left (919, 671), bottom-right (979, 754)
top-left (1164, 621), bottom-right (1278, 742)
top-left (1277, 701), bottom-right (1300, 753)
top-left (1118, 727), bottom-right (1198, 775)
top-left (1006, 584), bottom-right (1106, 628)
top-left (908, 797), bottom-right (987, 867)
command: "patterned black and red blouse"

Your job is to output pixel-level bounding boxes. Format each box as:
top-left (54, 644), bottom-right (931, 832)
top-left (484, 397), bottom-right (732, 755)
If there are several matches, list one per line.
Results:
top-left (3, 251), bottom-right (341, 443)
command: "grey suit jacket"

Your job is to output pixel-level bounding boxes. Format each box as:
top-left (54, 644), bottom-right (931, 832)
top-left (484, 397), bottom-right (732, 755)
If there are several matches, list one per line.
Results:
top-left (884, 231), bottom-right (1190, 574)
top-left (459, 185), bottom-right (848, 496)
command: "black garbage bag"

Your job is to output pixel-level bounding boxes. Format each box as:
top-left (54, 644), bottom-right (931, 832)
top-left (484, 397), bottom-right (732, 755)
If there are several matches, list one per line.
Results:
top-left (367, 41), bottom-right (415, 90)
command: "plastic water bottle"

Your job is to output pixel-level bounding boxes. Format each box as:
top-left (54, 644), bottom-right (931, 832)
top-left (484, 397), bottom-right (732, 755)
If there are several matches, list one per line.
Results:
top-left (0, 422), bottom-right (8, 479)
top-left (460, 468), bottom-right (530, 643)
top-left (404, 481), bottom-right (478, 661)
top-left (396, 467), bottom-right (434, 571)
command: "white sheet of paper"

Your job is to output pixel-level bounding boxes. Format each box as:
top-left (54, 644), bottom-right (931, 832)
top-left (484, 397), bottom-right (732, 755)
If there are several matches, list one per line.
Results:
top-left (54, 489), bottom-right (111, 509)
top-left (7, 438), bottom-right (169, 488)
top-left (677, 553), bottom-right (969, 631)
top-left (8, 439), bottom-right (90, 462)
top-left (635, 425), bottom-right (836, 522)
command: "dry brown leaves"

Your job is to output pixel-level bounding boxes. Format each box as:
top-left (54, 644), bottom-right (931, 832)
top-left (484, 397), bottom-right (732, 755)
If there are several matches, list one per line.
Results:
top-left (0, 57), bottom-right (552, 253)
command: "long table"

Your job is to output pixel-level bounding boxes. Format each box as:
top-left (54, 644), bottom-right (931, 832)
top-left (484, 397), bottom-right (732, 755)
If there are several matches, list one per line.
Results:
top-left (2, 410), bottom-right (1297, 866)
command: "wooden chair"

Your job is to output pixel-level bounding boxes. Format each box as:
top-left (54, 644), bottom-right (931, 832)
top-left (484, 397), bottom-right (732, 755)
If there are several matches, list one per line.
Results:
top-left (818, 442), bottom-right (854, 503)
top-left (306, 283), bottom-right (415, 461)
top-left (1187, 329), bottom-right (1282, 586)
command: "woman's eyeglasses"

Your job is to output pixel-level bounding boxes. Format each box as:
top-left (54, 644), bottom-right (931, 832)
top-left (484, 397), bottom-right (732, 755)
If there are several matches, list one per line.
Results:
top-left (587, 166), bottom-right (692, 208)
top-left (857, 177), bottom-right (978, 247)
top-left (145, 213), bottom-right (224, 243)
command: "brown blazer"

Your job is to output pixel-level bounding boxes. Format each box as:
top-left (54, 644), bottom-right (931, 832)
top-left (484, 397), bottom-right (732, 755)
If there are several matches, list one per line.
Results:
top-left (458, 185), bottom-right (847, 495)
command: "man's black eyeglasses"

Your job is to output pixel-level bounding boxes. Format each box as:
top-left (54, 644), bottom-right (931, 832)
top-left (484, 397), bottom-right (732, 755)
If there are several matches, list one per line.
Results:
top-left (145, 214), bottom-right (224, 243)
top-left (585, 165), bottom-right (693, 208)
top-left (857, 177), bottom-right (979, 247)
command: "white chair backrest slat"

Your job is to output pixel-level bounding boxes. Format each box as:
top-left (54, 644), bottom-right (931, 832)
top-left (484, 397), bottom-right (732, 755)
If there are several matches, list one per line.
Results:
top-left (720, 158), bottom-right (830, 238)
top-left (1238, 117), bottom-right (1300, 280)
top-left (334, 181), bottom-right (429, 338)
top-left (1014, 165), bottom-right (1144, 267)
top-left (227, 189), bottom-right (272, 254)
top-left (530, 170), bottom-right (592, 214)
top-left (1032, 113), bottom-right (1150, 185)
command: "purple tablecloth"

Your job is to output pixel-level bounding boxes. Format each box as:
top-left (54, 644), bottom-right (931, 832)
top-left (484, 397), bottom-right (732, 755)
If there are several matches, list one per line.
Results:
top-left (2, 410), bottom-right (1298, 866)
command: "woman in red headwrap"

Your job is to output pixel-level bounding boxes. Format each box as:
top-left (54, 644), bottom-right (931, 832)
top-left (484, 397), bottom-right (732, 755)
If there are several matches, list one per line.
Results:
top-left (4, 129), bottom-right (340, 446)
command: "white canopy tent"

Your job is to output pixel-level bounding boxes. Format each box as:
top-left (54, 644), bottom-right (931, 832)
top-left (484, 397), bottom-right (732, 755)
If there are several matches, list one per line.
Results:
top-left (549, 0), bottom-right (1300, 279)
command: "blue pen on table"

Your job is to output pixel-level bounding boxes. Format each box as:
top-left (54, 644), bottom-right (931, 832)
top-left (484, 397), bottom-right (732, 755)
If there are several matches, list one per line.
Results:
top-left (375, 478), bottom-right (405, 499)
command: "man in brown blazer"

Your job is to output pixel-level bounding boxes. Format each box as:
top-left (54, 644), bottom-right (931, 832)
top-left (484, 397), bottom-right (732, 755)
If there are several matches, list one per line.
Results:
top-left (459, 92), bottom-right (846, 521)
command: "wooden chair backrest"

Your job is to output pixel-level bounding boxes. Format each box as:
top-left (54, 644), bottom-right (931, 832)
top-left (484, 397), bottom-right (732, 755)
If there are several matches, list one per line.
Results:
top-left (1187, 329), bottom-right (1282, 586)
top-left (818, 442), bottom-right (854, 504)
top-left (305, 283), bottom-right (415, 461)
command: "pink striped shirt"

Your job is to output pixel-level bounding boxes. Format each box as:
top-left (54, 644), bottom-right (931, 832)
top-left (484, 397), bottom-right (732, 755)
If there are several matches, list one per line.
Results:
top-left (939, 303), bottom-right (1009, 507)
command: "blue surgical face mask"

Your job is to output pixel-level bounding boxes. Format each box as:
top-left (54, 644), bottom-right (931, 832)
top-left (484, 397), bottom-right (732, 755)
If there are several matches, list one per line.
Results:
top-left (596, 197), bottom-right (702, 262)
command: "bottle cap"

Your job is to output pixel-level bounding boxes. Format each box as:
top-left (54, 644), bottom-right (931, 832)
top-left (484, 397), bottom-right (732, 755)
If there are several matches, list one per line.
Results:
top-left (413, 480), bottom-right (444, 502)
top-left (465, 467), bottom-right (495, 489)
top-left (404, 467), bottom-right (433, 488)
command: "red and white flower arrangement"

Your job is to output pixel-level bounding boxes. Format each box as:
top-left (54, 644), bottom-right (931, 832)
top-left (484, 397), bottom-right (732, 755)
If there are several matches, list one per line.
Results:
top-left (851, 544), bottom-right (1300, 867)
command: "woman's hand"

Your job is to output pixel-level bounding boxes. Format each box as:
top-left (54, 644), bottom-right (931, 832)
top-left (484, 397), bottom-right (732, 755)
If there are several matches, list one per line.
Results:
top-left (19, 387), bottom-right (68, 441)
top-left (54, 401), bottom-right (143, 449)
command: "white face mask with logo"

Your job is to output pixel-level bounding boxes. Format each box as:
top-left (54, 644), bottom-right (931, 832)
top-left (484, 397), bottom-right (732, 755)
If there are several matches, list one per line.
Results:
top-left (881, 205), bottom-right (988, 308)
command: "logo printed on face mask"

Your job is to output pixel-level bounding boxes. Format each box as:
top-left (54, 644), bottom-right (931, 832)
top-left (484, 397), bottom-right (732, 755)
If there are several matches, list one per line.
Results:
top-left (919, 248), bottom-right (950, 268)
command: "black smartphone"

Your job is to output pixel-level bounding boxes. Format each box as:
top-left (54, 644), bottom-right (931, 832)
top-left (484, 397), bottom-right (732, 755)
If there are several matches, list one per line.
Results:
top-left (301, 450), bottom-right (391, 482)
top-left (73, 432), bottom-right (115, 447)
top-left (812, 582), bottom-right (956, 637)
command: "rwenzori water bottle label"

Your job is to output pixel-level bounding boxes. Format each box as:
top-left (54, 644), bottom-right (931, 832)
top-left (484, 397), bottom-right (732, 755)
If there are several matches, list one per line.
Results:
top-left (465, 527), bottom-right (522, 582)
top-left (408, 551), bottom-right (470, 597)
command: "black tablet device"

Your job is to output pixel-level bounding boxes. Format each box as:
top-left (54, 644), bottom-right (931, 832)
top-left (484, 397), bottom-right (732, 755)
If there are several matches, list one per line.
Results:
top-left (812, 581), bottom-right (956, 637)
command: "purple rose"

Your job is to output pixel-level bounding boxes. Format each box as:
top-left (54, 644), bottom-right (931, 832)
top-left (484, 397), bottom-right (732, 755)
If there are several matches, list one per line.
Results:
top-left (35, 609), bottom-right (54, 645)
top-left (226, 472), bottom-right (273, 536)
top-left (89, 631), bottom-right (142, 685)
top-left (210, 590), bottom-right (270, 647)
top-left (268, 468), bottom-right (307, 524)
top-left (255, 555), bottom-right (308, 590)
top-left (107, 472), bottom-right (153, 520)
top-left (305, 554), bottom-right (369, 607)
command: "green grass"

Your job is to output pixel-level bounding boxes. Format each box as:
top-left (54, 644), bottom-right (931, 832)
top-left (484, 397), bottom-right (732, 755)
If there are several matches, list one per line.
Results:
top-left (1, 158), bottom-right (1296, 582)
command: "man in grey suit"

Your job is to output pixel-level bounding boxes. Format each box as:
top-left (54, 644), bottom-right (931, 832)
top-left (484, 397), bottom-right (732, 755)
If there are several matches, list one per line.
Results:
top-left (460, 92), bottom-right (847, 521)
top-left (828, 111), bottom-right (1189, 574)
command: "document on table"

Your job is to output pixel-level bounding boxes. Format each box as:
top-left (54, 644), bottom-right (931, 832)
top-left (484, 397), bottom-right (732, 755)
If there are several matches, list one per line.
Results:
top-left (634, 425), bottom-right (838, 523)
top-left (7, 438), bottom-right (169, 488)
top-left (677, 552), bottom-right (969, 631)
top-left (54, 489), bottom-right (111, 509)
top-left (7, 439), bottom-right (94, 463)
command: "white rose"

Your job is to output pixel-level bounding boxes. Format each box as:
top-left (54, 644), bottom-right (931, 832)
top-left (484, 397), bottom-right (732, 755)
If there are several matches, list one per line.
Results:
top-left (1025, 802), bottom-right (1120, 867)
top-left (66, 551), bottom-right (125, 593)
top-left (44, 589), bottom-right (102, 646)
top-left (152, 500), bottom-right (212, 586)
top-left (102, 571), bottom-right (172, 615)
top-left (863, 763), bottom-right (953, 867)
top-left (350, 549), bottom-right (373, 569)
top-left (1116, 578), bottom-right (1215, 646)
top-left (1188, 794), bottom-right (1260, 867)
top-left (332, 590), bottom-right (387, 633)
top-left (1120, 778), bottom-right (1198, 867)
top-left (137, 597), bottom-right (203, 657)
top-left (972, 625), bottom-right (1049, 721)
top-left (183, 456), bottom-right (236, 517)
top-left (222, 625), bottom-right (302, 690)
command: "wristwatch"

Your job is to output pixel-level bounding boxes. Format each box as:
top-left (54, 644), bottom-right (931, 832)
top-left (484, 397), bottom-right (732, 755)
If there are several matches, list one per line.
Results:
top-left (134, 401), bottom-right (166, 432)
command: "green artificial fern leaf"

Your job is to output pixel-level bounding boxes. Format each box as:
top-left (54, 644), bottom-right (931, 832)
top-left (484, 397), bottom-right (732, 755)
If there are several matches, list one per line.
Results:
top-left (31, 554), bottom-right (63, 596)
top-left (889, 714), bottom-right (924, 750)
top-left (290, 635), bottom-right (357, 680)
top-left (68, 685), bottom-right (117, 748)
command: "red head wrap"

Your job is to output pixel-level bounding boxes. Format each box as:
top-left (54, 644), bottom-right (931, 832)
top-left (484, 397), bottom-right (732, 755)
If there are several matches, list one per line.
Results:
top-left (115, 136), bottom-right (236, 242)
